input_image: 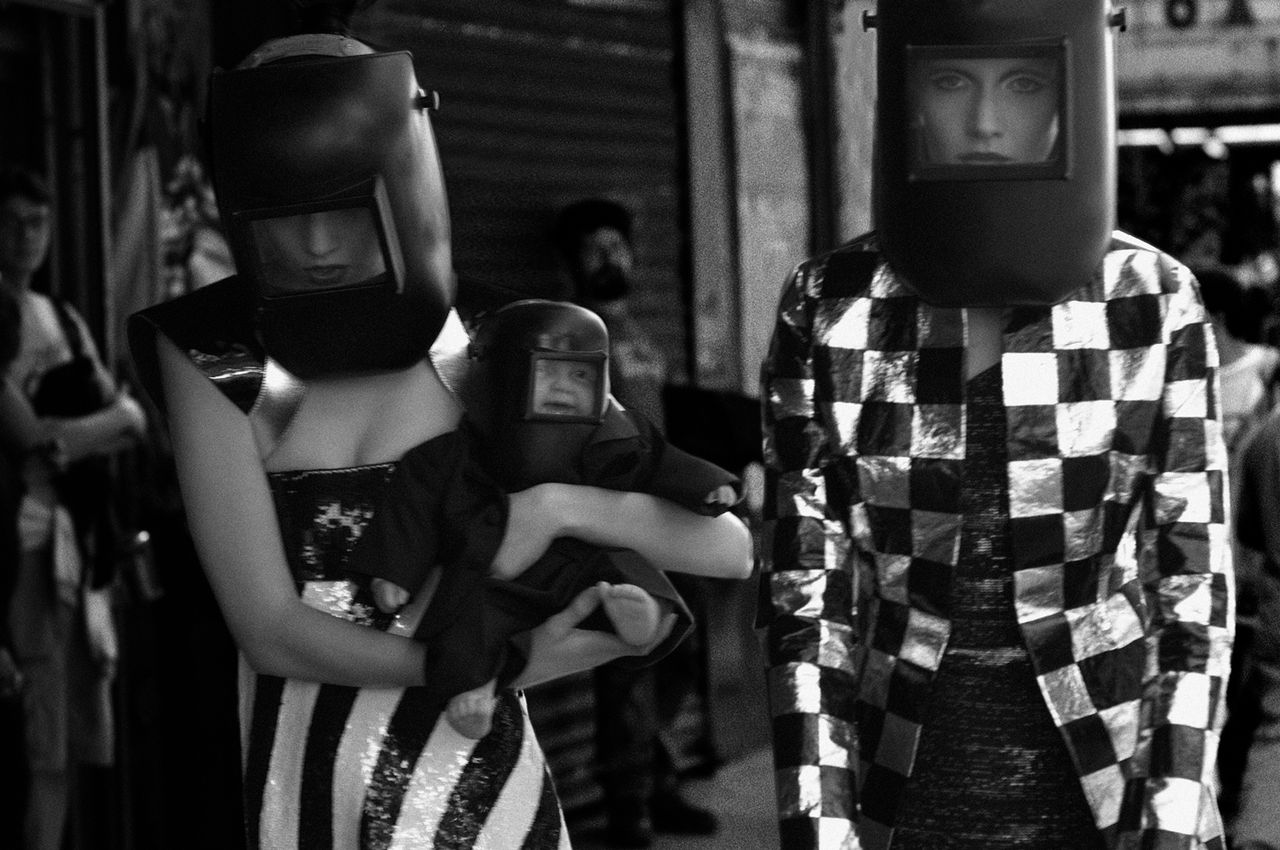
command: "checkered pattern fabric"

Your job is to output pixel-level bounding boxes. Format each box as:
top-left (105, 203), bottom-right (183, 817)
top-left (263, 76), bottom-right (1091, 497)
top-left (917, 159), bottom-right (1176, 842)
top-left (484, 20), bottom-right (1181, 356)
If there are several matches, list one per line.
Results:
top-left (761, 232), bottom-right (1233, 850)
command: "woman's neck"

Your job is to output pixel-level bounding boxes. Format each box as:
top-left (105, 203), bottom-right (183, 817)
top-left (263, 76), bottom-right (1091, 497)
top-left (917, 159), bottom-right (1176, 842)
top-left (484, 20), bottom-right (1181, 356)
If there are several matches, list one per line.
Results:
top-left (965, 307), bottom-right (1003, 379)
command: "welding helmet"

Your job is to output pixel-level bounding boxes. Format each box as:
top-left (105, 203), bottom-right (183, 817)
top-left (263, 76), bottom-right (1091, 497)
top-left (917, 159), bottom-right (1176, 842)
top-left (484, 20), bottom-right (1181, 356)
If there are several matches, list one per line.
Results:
top-left (467, 300), bottom-right (609, 490)
top-left (870, 0), bottom-right (1124, 306)
top-left (208, 34), bottom-right (453, 378)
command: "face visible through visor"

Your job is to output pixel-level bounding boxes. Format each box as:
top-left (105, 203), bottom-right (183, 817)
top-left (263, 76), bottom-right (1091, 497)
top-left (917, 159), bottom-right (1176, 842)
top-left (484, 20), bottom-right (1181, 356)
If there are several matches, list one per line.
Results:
top-left (910, 44), bottom-right (1066, 178)
top-left (527, 351), bottom-right (605, 423)
top-left (238, 177), bottom-right (405, 297)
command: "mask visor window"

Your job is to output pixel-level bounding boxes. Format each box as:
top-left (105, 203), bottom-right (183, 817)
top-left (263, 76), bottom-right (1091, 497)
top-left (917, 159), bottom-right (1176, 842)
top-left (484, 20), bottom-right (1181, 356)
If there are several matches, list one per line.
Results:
top-left (238, 180), bottom-right (404, 297)
top-left (908, 43), bottom-right (1068, 181)
top-left (526, 351), bottom-right (606, 424)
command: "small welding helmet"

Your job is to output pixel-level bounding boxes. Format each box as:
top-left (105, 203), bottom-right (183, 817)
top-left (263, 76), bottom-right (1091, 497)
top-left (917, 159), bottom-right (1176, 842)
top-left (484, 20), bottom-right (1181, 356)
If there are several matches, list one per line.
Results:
top-left (467, 300), bottom-right (610, 490)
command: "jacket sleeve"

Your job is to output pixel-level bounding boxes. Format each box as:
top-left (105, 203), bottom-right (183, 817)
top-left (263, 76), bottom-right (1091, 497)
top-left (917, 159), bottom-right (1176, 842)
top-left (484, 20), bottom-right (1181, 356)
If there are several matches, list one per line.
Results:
top-left (344, 439), bottom-right (449, 594)
top-left (628, 411), bottom-right (742, 514)
top-left (1131, 260), bottom-right (1234, 849)
top-left (760, 263), bottom-right (862, 850)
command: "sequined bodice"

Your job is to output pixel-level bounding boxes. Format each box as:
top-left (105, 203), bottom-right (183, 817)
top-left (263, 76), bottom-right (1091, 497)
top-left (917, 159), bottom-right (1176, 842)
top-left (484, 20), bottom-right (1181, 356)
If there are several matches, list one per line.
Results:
top-left (267, 464), bottom-right (397, 585)
top-left (243, 461), bottom-right (567, 850)
top-left (134, 288), bottom-right (568, 849)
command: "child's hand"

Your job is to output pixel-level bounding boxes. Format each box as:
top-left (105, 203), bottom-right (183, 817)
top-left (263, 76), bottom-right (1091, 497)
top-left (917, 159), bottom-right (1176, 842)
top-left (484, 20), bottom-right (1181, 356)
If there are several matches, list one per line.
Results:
top-left (703, 484), bottom-right (739, 509)
top-left (371, 578), bottom-right (411, 613)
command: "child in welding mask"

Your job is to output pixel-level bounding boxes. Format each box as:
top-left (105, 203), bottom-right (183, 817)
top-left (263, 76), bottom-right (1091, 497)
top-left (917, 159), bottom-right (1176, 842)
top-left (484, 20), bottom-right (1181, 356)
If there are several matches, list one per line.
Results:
top-left (347, 299), bottom-right (740, 739)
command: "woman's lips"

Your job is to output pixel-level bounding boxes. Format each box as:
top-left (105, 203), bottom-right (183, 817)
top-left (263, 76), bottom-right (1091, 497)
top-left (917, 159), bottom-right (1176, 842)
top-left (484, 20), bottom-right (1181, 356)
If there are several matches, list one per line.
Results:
top-left (304, 265), bottom-right (347, 285)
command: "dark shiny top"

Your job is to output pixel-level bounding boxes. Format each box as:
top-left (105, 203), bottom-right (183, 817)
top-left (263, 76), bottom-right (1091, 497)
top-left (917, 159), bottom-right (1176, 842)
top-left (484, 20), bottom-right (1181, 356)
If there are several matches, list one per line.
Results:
top-left (269, 464), bottom-right (396, 585)
top-left (893, 364), bottom-right (1103, 848)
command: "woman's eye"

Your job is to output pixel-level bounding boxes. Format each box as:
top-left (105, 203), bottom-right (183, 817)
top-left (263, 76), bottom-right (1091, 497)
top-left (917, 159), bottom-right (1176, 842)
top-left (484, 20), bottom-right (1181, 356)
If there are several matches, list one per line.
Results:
top-left (1005, 74), bottom-right (1047, 94)
top-left (928, 72), bottom-right (968, 92)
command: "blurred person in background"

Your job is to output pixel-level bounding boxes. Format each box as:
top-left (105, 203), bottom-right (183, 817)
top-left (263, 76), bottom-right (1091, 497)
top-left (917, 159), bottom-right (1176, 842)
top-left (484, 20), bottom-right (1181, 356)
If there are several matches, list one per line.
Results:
top-left (0, 165), bottom-right (148, 850)
top-left (556, 197), bottom-right (722, 847)
top-left (1230, 402), bottom-right (1280, 850)
top-left (0, 281), bottom-right (29, 850)
top-left (1196, 265), bottom-right (1280, 849)
top-left (1195, 266), bottom-right (1279, 470)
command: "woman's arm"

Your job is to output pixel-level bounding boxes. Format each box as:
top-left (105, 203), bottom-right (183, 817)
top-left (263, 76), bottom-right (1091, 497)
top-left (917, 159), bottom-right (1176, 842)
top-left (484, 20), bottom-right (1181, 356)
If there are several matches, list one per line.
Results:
top-left (494, 484), bottom-right (752, 582)
top-left (3, 386), bottom-right (143, 463)
top-left (0, 378), bottom-right (43, 454)
top-left (158, 332), bottom-right (647, 688)
top-left (42, 395), bottom-right (146, 462)
top-left (0, 309), bottom-right (145, 463)
top-left (159, 332), bottom-right (429, 686)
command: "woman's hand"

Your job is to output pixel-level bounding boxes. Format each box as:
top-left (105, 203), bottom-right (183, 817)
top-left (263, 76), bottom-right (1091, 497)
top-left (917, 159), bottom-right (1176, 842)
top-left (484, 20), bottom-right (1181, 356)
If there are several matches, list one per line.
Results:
top-left (509, 584), bottom-right (677, 690)
top-left (114, 393), bottom-right (149, 441)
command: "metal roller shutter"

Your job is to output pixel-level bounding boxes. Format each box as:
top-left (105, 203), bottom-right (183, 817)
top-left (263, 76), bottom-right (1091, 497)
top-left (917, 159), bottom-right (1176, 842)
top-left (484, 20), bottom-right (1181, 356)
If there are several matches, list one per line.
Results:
top-left (353, 0), bottom-right (687, 380)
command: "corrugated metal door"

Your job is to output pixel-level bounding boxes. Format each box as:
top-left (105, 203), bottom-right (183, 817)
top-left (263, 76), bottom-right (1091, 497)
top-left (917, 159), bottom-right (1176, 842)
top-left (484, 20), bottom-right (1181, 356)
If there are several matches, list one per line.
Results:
top-left (353, 0), bottom-right (688, 379)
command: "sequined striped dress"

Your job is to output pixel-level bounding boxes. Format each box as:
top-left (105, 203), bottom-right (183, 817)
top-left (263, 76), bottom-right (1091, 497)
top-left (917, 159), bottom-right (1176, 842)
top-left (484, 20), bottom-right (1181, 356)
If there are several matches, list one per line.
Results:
top-left (892, 365), bottom-right (1103, 848)
top-left (240, 463), bottom-right (569, 850)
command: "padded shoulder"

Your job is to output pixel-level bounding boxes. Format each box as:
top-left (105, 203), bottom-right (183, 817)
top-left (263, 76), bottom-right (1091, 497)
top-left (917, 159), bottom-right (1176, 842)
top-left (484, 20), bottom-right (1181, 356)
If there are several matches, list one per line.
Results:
top-left (1108, 229), bottom-right (1164, 255)
top-left (793, 230), bottom-right (887, 301)
top-left (805, 230), bottom-right (880, 274)
top-left (126, 276), bottom-right (265, 416)
top-left (1107, 229), bottom-right (1197, 297)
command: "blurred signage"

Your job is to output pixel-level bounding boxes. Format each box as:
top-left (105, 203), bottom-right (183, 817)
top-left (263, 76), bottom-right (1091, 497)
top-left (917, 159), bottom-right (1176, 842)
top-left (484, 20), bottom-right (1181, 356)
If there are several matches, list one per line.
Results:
top-left (1117, 0), bottom-right (1280, 117)
top-left (7, 0), bottom-right (102, 15)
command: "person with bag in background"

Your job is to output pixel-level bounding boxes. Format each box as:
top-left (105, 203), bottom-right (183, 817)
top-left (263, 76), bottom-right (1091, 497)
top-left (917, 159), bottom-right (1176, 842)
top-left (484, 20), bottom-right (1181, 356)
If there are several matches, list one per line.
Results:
top-left (0, 282), bottom-right (30, 850)
top-left (0, 165), bottom-right (148, 850)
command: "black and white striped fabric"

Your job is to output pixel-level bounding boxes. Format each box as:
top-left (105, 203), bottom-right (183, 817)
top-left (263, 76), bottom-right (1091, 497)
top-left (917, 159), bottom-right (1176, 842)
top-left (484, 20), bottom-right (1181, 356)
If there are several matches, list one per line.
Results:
top-left (238, 465), bottom-right (570, 850)
top-left (238, 648), bottom-right (567, 849)
top-left (126, 288), bottom-right (567, 849)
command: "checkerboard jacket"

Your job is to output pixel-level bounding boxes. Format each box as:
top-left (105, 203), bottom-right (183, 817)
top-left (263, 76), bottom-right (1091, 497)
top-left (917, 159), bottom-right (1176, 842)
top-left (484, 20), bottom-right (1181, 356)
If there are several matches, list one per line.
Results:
top-left (760, 232), bottom-right (1233, 850)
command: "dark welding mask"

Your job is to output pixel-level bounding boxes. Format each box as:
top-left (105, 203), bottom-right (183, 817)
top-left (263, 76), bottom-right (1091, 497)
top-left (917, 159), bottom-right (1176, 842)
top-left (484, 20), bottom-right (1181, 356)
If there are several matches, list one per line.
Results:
top-left (869, 0), bottom-right (1124, 306)
top-left (466, 300), bottom-right (610, 491)
top-left (209, 34), bottom-right (453, 378)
